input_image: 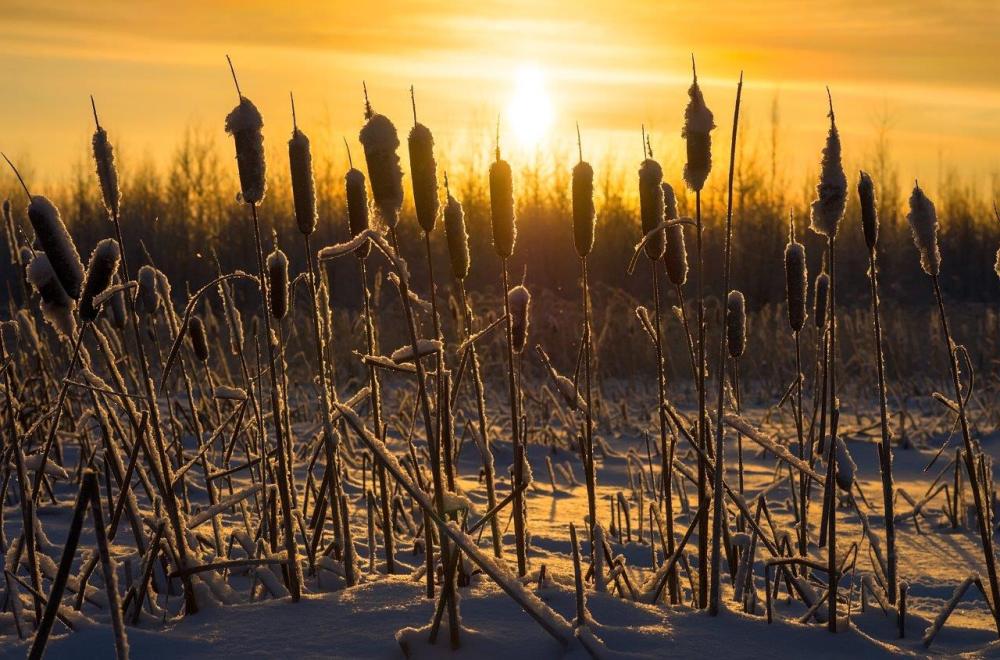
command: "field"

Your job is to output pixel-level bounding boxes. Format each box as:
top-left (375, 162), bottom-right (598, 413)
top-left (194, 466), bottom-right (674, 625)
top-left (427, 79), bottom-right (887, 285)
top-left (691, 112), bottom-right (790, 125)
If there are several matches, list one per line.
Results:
top-left (3, 56), bottom-right (1000, 660)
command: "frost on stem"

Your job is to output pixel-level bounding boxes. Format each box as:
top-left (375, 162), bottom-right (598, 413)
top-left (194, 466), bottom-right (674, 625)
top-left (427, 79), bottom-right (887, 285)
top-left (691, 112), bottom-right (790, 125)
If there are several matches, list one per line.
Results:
top-left (360, 112), bottom-right (404, 228)
top-left (638, 158), bottom-right (665, 260)
top-left (79, 238), bottom-right (121, 322)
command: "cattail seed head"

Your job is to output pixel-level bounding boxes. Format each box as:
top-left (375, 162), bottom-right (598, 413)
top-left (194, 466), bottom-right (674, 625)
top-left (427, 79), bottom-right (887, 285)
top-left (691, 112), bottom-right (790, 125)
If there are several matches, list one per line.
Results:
top-left (443, 190), bottom-right (469, 281)
top-left (408, 122), bottom-right (439, 233)
top-left (508, 284), bottom-right (531, 353)
top-left (638, 159), bottom-right (665, 260)
top-left (490, 157), bottom-right (516, 259)
top-left (835, 437), bottom-right (856, 492)
top-left (136, 265), bottom-right (160, 316)
top-left (572, 160), bottom-right (595, 258)
top-left (907, 182), bottom-right (940, 277)
top-left (664, 224), bottom-right (688, 287)
top-left (79, 238), bottom-right (121, 322)
top-left (266, 247), bottom-right (289, 320)
top-left (27, 252), bottom-right (76, 338)
top-left (359, 111), bottom-right (404, 228)
top-left (27, 195), bottom-right (84, 300)
top-left (785, 240), bottom-right (808, 333)
top-left (726, 290), bottom-right (746, 359)
top-left (92, 125), bottom-right (121, 217)
top-left (345, 167), bottom-right (371, 259)
top-left (108, 281), bottom-right (127, 329)
top-left (682, 65), bottom-right (715, 192)
top-left (225, 97), bottom-right (267, 205)
top-left (662, 182), bottom-right (678, 222)
top-left (289, 128), bottom-right (317, 235)
top-left (809, 95), bottom-right (846, 238)
top-left (814, 272), bottom-right (830, 329)
top-left (858, 170), bottom-right (878, 251)
top-left (189, 315), bottom-right (210, 363)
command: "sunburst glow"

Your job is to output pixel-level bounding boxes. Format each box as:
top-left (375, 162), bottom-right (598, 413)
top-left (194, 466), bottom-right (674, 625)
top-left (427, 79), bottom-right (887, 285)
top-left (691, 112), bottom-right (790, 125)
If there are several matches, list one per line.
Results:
top-left (505, 65), bottom-right (555, 150)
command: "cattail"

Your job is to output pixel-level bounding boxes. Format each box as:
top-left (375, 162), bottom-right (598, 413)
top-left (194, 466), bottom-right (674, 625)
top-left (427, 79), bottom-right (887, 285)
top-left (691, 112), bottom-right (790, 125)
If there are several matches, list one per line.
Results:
top-left (27, 195), bottom-right (84, 300)
top-left (490, 142), bottom-right (516, 259)
top-left (572, 127), bottom-right (595, 258)
top-left (814, 272), bottom-right (830, 329)
top-left (267, 247), bottom-right (289, 320)
top-left (809, 92), bottom-right (846, 239)
top-left (156, 269), bottom-right (174, 318)
top-left (408, 108), bottom-right (439, 233)
top-left (664, 224), bottom-right (688, 287)
top-left (91, 101), bottom-right (121, 217)
top-left (508, 284), bottom-right (531, 353)
top-left (785, 238), bottom-right (808, 333)
top-left (189, 315), bottom-right (210, 363)
top-left (359, 90), bottom-right (404, 228)
top-left (108, 281), bottom-right (127, 329)
top-left (345, 159), bottom-right (371, 259)
top-left (835, 437), bottom-right (856, 492)
top-left (858, 170), bottom-right (878, 251)
top-left (136, 265), bottom-right (160, 316)
top-left (225, 96), bottom-right (267, 205)
top-left (682, 60), bottom-right (715, 192)
top-left (662, 182), bottom-right (678, 222)
top-left (443, 186), bottom-right (469, 281)
top-left (288, 110), bottom-right (317, 236)
top-left (726, 290), bottom-right (746, 359)
top-left (638, 158), bottom-right (665, 260)
top-left (907, 182), bottom-right (940, 277)
top-left (79, 239), bottom-right (121, 322)
top-left (26, 253), bottom-right (76, 338)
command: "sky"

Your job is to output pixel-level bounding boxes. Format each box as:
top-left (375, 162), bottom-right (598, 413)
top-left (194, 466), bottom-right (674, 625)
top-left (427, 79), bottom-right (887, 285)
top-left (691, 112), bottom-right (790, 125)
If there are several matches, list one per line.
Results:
top-left (1, 0), bottom-right (998, 191)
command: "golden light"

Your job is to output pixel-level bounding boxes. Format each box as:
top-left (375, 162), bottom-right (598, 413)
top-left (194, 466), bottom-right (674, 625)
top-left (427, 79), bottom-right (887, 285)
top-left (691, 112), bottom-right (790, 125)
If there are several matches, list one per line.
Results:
top-left (505, 65), bottom-right (555, 149)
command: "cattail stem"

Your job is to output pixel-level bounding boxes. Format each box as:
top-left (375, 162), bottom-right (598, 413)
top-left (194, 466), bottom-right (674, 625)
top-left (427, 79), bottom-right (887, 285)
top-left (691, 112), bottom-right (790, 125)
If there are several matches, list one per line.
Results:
top-left (868, 248), bottom-right (897, 604)
top-left (501, 258), bottom-right (528, 576)
top-left (709, 72), bottom-right (742, 616)
top-left (582, 258), bottom-right (598, 555)
top-left (931, 275), bottom-right (1000, 635)
top-left (649, 262), bottom-right (677, 602)
top-left (794, 331), bottom-right (808, 555)
top-left (694, 188), bottom-right (708, 609)
top-left (248, 203), bottom-right (301, 601)
top-left (826, 236), bottom-right (839, 632)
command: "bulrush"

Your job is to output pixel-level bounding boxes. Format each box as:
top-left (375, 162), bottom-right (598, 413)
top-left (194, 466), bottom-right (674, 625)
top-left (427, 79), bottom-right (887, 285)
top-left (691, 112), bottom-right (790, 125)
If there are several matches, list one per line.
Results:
top-left (907, 182), bottom-right (940, 277)
top-left (189, 315), bottom-right (210, 363)
top-left (572, 125), bottom-right (595, 258)
top-left (91, 97), bottom-right (121, 217)
top-left (638, 146), bottom-right (665, 260)
top-left (267, 247), bottom-right (289, 320)
top-left (726, 290), bottom-right (746, 360)
top-left (79, 239), bottom-right (121, 322)
top-left (858, 170), bottom-right (878, 251)
top-left (785, 231), bottom-right (807, 333)
top-left (490, 126), bottom-right (516, 259)
top-left (664, 223), bottom-right (688, 287)
top-left (27, 253), bottom-right (76, 338)
top-left (682, 58), bottom-right (715, 192)
top-left (408, 88), bottom-right (439, 234)
top-left (814, 271), bottom-right (830, 329)
top-left (443, 177), bottom-right (469, 281)
top-left (508, 284), bottom-right (531, 353)
top-left (288, 94), bottom-right (317, 236)
top-left (809, 90), bottom-right (846, 239)
top-left (359, 84), bottom-right (404, 227)
top-left (345, 143), bottom-right (371, 259)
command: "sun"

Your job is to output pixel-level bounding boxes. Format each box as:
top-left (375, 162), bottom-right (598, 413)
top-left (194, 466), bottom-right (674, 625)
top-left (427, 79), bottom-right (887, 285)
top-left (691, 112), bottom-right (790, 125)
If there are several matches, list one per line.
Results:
top-left (505, 65), bottom-right (555, 150)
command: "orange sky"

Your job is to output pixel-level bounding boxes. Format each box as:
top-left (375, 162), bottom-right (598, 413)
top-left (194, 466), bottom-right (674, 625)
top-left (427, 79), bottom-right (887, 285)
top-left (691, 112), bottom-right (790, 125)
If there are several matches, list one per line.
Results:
top-left (1, 0), bottom-right (998, 192)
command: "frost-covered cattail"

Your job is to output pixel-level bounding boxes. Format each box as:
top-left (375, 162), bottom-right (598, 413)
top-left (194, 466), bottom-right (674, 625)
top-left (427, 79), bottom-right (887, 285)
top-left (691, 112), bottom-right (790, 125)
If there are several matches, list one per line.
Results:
top-left (27, 195), bottom-right (84, 300)
top-left (785, 234), bottom-right (808, 333)
top-left (359, 88), bottom-right (403, 228)
top-left (726, 290), bottom-right (746, 359)
top-left (809, 92), bottom-right (846, 239)
top-left (345, 146), bottom-right (371, 259)
top-left (91, 99), bottom-right (121, 217)
top-left (814, 272), bottom-right (830, 329)
top-left (288, 100), bottom-right (317, 236)
top-left (225, 97), bottom-right (267, 205)
top-left (27, 253), bottom-right (76, 338)
top-left (267, 247), bottom-right (289, 320)
top-left (572, 127), bottom-right (595, 259)
top-left (682, 60), bottom-right (715, 192)
top-left (79, 239), bottom-right (121, 322)
top-left (907, 182), bottom-right (940, 277)
top-left (443, 181), bottom-right (469, 281)
top-left (408, 92), bottom-right (439, 233)
top-left (508, 284), bottom-right (531, 353)
top-left (189, 315), bottom-right (210, 363)
top-left (490, 133), bottom-right (516, 259)
top-left (108, 282), bottom-right (127, 329)
top-left (136, 265), bottom-right (160, 316)
top-left (664, 224), bottom-right (688, 287)
top-left (858, 170), bottom-right (878, 251)
top-left (17, 309), bottom-right (40, 354)
top-left (835, 437), bottom-right (856, 492)
top-left (638, 157), bottom-right (665, 260)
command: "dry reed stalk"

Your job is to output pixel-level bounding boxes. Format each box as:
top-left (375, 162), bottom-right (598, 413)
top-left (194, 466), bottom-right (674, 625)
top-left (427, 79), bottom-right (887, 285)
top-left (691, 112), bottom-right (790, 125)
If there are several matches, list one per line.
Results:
top-left (784, 216), bottom-right (809, 554)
